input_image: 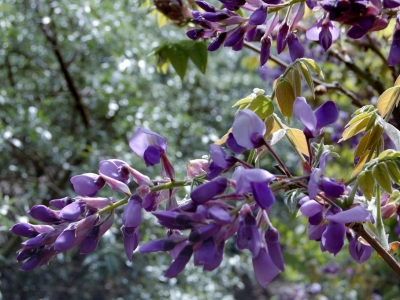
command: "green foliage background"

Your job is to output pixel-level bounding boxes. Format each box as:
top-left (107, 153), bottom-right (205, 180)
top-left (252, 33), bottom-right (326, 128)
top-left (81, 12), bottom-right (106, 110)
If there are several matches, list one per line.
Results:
top-left (0, 1), bottom-right (399, 299)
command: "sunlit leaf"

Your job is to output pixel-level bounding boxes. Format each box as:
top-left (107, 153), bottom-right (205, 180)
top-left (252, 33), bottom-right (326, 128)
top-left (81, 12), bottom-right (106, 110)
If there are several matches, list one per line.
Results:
top-left (352, 150), bottom-right (370, 177)
top-left (232, 96), bottom-right (253, 107)
top-left (339, 116), bottom-right (370, 142)
top-left (248, 95), bottom-right (274, 119)
top-left (385, 160), bottom-right (400, 184)
top-left (354, 125), bottom-right (384, 158)
top-left (395, 75), bottom-right (400, 86)
top-left (214, 128), bottom-right (232, 145)
top-left (376, 86), bottom-right (400, 118)
top-left (301, 58), bottom-right (324, 79)
top-left (275, 79), bottom-right (295, 120)
top-left (287, 128), bottom-right (309, 156)
top-left (295, 61), bottom-right (314, 98)
top-left (372, 163), bottom-right (392, 193)
top-left (357, 170), bottom-right (375, 201)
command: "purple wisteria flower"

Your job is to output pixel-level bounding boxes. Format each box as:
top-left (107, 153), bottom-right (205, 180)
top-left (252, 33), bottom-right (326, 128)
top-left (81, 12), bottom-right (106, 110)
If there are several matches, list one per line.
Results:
top-left (294, 97), bottom-right (339, 139)
top-left (129, 127), bottom-right (175, 178)
top-left (389, 13), bottom-right (400, 66)
top-left (129, 128), bottom-right (168, 167)
top-left (232, 109), bottom-right (266, 150)
top-left (308, 151), bottom-right (345, 199)
top-left (252, 247), bottom-right (280, 287)
top-left (348, 235), bottom-right (372, 263)
top-left (99, 159), bottom-right (130, 184)
top-left (306, 19), bottom-right (340, 51)
top-left (70, 173), bottom-right (106, 197)
top-left (234, 168), bottom-right (276, 209)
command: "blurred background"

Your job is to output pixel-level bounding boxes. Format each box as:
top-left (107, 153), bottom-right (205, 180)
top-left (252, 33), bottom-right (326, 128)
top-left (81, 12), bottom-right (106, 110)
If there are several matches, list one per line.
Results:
top-left (1, 1), bottom-right (399, 299)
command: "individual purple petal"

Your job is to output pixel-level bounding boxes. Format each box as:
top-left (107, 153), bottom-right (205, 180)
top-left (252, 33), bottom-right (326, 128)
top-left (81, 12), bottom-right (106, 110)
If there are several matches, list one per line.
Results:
top-left (121, 226), bottom-right (140, 261)
top-left (189, 223), bottom-right (221, 243)
top-left (122, 194), bottom-right (143, 228)
top-left (325, 206), bottom-right (371, 223)
top-left (300, 200), bottom-right (323, 217)
top-left (226, 132), bottom-right (247, 154)
top-left (209, 144), bottom-right (231, 169)
top-left (49, 196), bottom-right (74, 209)
top-left (290, 2), bottom-right (305, 28)
top-left (320, 178), bottom-right (345, 198)
top-left (309, 212), bottom-right (323, 225)
top-left (190, 177), bottom-right (228, 204)
top-left (287, 33), bottom-right (304, 61)
top-left (129, 128), bottom-right (167, 157)
top-left (321, 221), bottom-right (345, 255)
top-left (252, 247), bottom-right (280, 287)
top-left (237, 209), bottom-right (261, 257)
top-left (260, 36), bottom-right (272, 66)
top-left (127, 166), bottom-right (153, 186)
top-left (349, 237), bottom-right (372, 263)
top-left (389, 30), bottom-right (400, 66)
top-left (276, 22), bottom-right (289, 54)
top-left (264, 227), bottom-right (285, 271)
top-left (99, 159), bottom-right (130, 184)
top-left (187, 28), bottom-right (204, 40)
top-left (165, 245), bottom-right (193, 277)
top-left (232, 109), bottom-right (266, 149)
top-left (70, 173), bottom-right (105, 197)
top-left (308, 224), bottom-right (327, 240)
top-left (195, 0), bottom-right (216, 12)
top-left (139, 239), bottom-right (176, 253)
top-left (194, 238), bottom-right (214, 266)
top-left (28, 205), bottom-right (61, 223)
top-left (251, 182), bottom-right (275, 208)
top-left (347, 17), bottom-right (374, 39)
top-left (202, 12), bottom-right (229, 22)
top-left (225, 29), bottom-right (244, 47)
top-left (235, 168), bottom-right (275, 195)
top-left (208, 32), bottom-right (227, 51)
top-left (59, 201), bottom-right (85, 222)
top-left (293, 97), bottom-right (317, 134)
top-left (54, 227), bottom-right (76, 251)
top-left (99, 172), bottom-right (131, 195)
top-left (10, 223), bottom-right (52, 238)
top-left (249, 5), bottom-right (268, 25)
top-left (203, 240), bottom-right (224, 271)
top-left (80, 211), bottom-right (114, 254)
top-left (20, 256), bottom-right (40, 272)
top-left (308, 169), bottom-right (322, 199)
top-left (209, 206), bottom-right (232, 224)
top-left (314, 101), bottom-right (339, 129)
top-left (246, 26), bottom-right (258, 42)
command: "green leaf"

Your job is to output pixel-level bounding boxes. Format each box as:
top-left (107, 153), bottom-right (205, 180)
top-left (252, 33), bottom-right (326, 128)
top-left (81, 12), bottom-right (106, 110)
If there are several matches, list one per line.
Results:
top-left (301, 58), bottom-right (324, 79)
top-left (385, 160), bottom-right (400, 184)
top-left (287, 69), bottom-right (302, 98)
top-left (232, 96), bottom-right (253, 107)
top-left (165, 44), bottom-right (188, 81)
top-left (275, 79), bottom-right (295, 120)
top-left (184, 42), bottom-right (208, 74)
top-left (295, 61), bottom-right (314, 98)
top-left (395, 75), bottom-right (400, 86)
top-left (354, 125), bottom-right (384, 158)
top-left (352, 150), bottom-right (370, 177)
top-left (357, 170), bottom-right (375, 201)
top-left (287, 128), bottom-right (309, 156)
top-left (376, 86), bottom-right (400, 118)
top-left (371, 163), bottom-right (392, 193)
top-left (248, 95), bottom-right (274, 119)
top-left (339, 116), bottom-right (370, 142)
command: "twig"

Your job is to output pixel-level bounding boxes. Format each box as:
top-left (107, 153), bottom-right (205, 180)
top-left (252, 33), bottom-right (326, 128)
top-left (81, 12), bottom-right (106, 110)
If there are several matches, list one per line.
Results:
top-left (329, 48), bottom-right (385, 94)
top-left (35, 1), bottom-right (89, 128)
top-left (243, 41), bottom-right (364, 108)
top-left (351, 222), bottom-right (400, 278)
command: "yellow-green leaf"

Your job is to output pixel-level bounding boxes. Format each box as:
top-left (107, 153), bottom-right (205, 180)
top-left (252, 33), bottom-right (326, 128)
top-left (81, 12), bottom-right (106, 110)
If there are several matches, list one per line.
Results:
top-left (357, 170), bottom-right (375, 201)
top-left (339, 116), bottom-right (370, 142)
top-left (352, 150), bottom-right (370, 177)
top-left (296, 61), bottom-right (314, 98)
top-left (248, 95), bottom-right (274, 119)
top-left (287, 128), bottom-right (309, 156)
top-left (385, 160), bottom-right (400, 184)
top-left (395, 75), bottom-right (400, 86)
top-left (354, 126), bottom-right (384, 158)
top-left (275, 79), bottom-right (295, 119)
top-left (214, 128), bottom-right (232, 145)
top-left (376, 86), bottom-right (400, 118)
top-left (301, 58), bottom-right (324, 79)
top-left (287, 69), bottom-right (302, 98)
top-left (372, 163), bottom-right (393, 193)
top-left (232, 96), bottom-right (253, 107)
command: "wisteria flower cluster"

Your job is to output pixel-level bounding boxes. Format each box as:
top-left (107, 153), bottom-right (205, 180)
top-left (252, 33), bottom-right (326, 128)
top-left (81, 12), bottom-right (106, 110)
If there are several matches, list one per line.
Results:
top-left (11, 81), bottom-right (400, 284)
top-left (186, 0), bottom-right (400, 66)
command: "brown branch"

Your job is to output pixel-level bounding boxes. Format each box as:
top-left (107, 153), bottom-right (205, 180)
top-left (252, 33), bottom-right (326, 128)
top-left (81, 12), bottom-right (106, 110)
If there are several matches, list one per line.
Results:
top-left (243, 41), bottom-right (363, 108)
top-left (330, 48), bottom-right (385, 94)
top-left (351, 222), bottom-right (400, 278)
top-left (35, 1), bottom-right (89, 128)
